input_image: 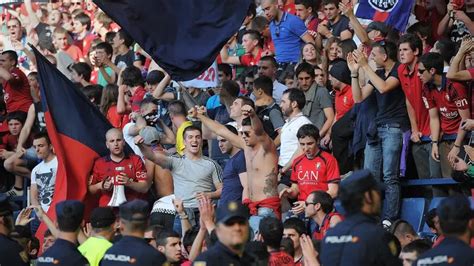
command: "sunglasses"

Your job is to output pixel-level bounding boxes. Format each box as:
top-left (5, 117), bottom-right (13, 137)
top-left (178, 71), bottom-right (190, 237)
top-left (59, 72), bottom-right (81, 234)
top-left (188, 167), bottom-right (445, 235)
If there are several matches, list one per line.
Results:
top-left (71, 2), bottom-right (82, 6)
top-left (224, 219), bottom-right (247, 226)
top-left (239, 131), bottom-right (250, 137)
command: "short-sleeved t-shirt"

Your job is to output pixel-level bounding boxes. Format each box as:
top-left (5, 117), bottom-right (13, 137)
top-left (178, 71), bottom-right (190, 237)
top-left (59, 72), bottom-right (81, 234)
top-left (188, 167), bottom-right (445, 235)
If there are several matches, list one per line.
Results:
top-left (302, 84), bottom-right (333, 130)
top-left (398, 63), bottom-right (430, 137)
top-left (256, 101), bottom-right (285, 139)
top-left (31, 157), bottom-right (58, 212)
top-left (90, 154), bottom-right (147, 206)
top-left (279, 113), bottom-right (312, 166)
top-left (270, 12), bottom-right (307, 63)
top-left (220, 150), bottom-right (246, 206)
top-left (328, 15), bottom-right (352, 37)
top-left (78, 236), bottom-right (113, 266)
top-left (114, 50), bottom-right (135, 69)
top-left (164, 155), bottom-right (222, 208)
top-left (335, 85), bottom-right (354, 121)
top-left (239, 49), bottom-right (262, 67)
top-left (3, 67), bottom-right (33, 113)
top-left (291, 151), bottom-right (340, 201)
top-left (422, 77), bottom-right (468, 135)
top-left (369, 63), bottom-right (409, 129)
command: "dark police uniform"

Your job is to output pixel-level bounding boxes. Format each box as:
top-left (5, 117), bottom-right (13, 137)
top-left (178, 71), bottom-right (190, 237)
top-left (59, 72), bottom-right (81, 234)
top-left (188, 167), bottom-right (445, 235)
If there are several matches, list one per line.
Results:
top-left (0, 233), bottom-right (29, 266)
top-left (414, 237), bottom-right (474, 266)
top-left (320, 213), bottom-right (401, 266)
top-left (37, 238), bottom-right (89, 265)
top-left (193, 241), bottom-right (255, 266)
top-left (100, 235), bottom-right (166, 265)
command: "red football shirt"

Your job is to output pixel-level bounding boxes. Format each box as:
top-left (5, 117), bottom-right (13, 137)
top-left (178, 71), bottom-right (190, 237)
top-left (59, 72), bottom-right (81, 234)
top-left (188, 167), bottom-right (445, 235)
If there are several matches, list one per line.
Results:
top-left (422, 79), bottom-right (468, 135)
top-left (3, 67), bottom-right (33, 113)
top-left (306, 16), bottom-right (318, 32)
top-left (334, 85), bottom-right (353, 121)
top-left (239, 49), bottom-right (262, 67)
top-left (268, 251), bottom-right (295, 266)
top-left (91, 154), bottom-right (147, 206)
top-left (290, 151), bottom-right (340, 201)
top-left (398, 63), bottom-right (431, 137)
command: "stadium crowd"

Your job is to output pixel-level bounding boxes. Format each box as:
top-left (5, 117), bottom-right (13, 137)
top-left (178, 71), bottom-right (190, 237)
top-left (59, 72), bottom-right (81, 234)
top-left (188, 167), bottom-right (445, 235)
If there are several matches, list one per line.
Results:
top-left (0, 0), bottom-right (473, 265)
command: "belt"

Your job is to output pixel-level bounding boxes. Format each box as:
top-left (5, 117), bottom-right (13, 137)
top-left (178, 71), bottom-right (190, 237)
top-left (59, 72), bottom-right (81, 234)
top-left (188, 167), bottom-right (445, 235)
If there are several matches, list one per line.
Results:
top-left (379, 123), bottom-right (400, 128)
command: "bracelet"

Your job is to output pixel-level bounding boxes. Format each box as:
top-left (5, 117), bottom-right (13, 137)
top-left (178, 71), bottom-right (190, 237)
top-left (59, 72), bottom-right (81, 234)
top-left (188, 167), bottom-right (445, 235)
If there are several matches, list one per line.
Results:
top-left (454, 144), bottom-right (461, 148)
top-left (431, 140), bottom-right (438, 144)
top-left (351, 75), bottom-right (358, 78)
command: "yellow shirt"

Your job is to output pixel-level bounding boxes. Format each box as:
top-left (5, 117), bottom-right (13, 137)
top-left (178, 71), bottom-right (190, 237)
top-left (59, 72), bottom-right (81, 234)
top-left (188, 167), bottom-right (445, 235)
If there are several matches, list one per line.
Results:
top-left (78, 236), bottom-right (113, 266)
top-left (176, 121), bottom-right (193, 155)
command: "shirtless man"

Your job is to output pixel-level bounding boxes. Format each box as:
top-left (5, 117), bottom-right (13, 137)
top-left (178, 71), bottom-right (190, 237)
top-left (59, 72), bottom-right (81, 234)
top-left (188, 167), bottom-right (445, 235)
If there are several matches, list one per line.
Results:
top-left (188, 104), bottom-right (279, 234)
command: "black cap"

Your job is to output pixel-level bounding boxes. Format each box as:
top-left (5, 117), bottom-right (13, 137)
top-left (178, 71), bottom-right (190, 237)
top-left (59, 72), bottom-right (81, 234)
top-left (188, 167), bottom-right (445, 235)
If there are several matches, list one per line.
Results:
top-left (216, 201), bottom-right (249, 224)
top-left (0, 194), bottom-right (12, 216)
top-left (56, 200), bottom-right (85, 221)
top-left (366, 21), bottom-right (389, 36)
top-left (90, 207), bottom-right (116, 228)
top-left (329, 59), bottom-right (351, 85)
top-left (145, 70), bottom-right (164, 85)
top-left (340, 169), bottom-right (385, 196)
top-left (437, 195), bottom-right (474, 223)
top-left (119, 199), bottom-right (150, 222)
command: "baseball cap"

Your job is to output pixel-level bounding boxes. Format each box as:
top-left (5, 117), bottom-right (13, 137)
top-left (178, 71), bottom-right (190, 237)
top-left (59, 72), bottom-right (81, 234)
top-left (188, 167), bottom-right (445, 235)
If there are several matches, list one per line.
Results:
top-left (119, 199), bottom-right (150, 222)
top-left (90, 207), bottom-right (116, 228)
top-left (366, 21), bottom-right (389, 36)
top-left (339, 169), bottom-right (385, 196)
top-left (437, 195), bottom-right (474, 223)
top-left (216, 201), bottom-right (249, 224)
top-left (56, 200), bottom-right (84, 221)
top-left (0, 194), bottom-right (12, 217)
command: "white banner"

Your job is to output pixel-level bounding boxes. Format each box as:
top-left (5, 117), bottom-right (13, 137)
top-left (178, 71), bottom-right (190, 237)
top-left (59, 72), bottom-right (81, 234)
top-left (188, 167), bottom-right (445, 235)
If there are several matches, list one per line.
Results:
top-left (181, 62), bottom-right (218, 88)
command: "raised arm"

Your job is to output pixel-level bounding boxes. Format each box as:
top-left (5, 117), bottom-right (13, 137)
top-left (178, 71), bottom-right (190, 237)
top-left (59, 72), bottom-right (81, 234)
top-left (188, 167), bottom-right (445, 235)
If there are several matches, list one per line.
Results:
top-left (24, 0), bottom-right (40, 29)
top-left (447, 36), bottom-right (474, 81)
top-left (353, 48), bottom-right (400, 94)
top-left (339, 2), bottom-right (370, 45)
top-left (134, 135), bottom-right (171, 168)
top-left (189, 106), bottom-right (245, 149)
top-left (220, 44), bottom-right (241, 65)
top-left (347, 51), bottom-right (374, 102)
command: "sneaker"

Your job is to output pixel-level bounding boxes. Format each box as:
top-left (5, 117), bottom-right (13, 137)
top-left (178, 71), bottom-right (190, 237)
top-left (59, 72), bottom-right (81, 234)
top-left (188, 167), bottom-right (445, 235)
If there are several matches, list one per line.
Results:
top-left (5, 188), bottom-right (23, 197)
top-left (382, 219), bottom-right (392, 231)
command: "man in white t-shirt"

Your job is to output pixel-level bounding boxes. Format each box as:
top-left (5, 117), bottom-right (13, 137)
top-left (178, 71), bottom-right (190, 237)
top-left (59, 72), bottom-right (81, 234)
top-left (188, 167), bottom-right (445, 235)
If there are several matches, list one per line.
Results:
top-left (30, 132), bottom-right (57, 212)
top-left (278, 88), bottom-right (312, 213)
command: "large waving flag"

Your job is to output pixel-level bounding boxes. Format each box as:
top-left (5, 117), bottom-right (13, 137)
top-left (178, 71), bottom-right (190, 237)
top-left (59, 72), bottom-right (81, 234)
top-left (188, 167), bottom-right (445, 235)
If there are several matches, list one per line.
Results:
top-left (32, 47), bottom-right (112, 244)
top-left (356, 0), bottom-right (415, 32)
top-left (93, 0), bottom-right (251, 81)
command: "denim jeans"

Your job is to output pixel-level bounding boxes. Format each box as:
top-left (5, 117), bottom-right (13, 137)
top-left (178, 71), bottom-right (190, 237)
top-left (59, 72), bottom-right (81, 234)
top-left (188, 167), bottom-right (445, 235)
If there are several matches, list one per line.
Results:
top-left (364, 126), bottom-right (403, 221)
top-left (249, 207), bottom-right (277, 238)
top-left (173, 208), bottom-right (200, 236)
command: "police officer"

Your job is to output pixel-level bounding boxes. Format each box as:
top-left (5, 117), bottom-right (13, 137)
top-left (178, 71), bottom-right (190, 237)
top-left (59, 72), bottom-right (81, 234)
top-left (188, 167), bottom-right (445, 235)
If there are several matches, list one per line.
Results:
top-left (100, 199), bottom-right (166, 265)
top-left (414, 195), bottom-right (474, 266)
top-left (193, 201), bottom-right (254, 265)
top-left (320, 170), bottom-right (401, 266)
top-left (37, 200), bottom-right (89, 265)
top-left (0, 194), bottom-right (28, 266)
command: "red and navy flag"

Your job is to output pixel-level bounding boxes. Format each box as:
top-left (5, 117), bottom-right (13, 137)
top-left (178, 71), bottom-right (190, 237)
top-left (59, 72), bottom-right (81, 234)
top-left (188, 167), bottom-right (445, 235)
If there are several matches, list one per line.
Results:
top-left (356, 0), bottom-right (415, 32)
top-left (32, 46), bottom-right (112, 243)
top-left (93, 0), bottom-right (251, 81)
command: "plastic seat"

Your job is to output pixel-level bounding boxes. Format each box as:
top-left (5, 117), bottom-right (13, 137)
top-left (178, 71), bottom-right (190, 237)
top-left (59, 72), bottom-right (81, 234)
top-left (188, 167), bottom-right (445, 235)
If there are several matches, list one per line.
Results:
top-left (400, 198), bottom-right (426, 232)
